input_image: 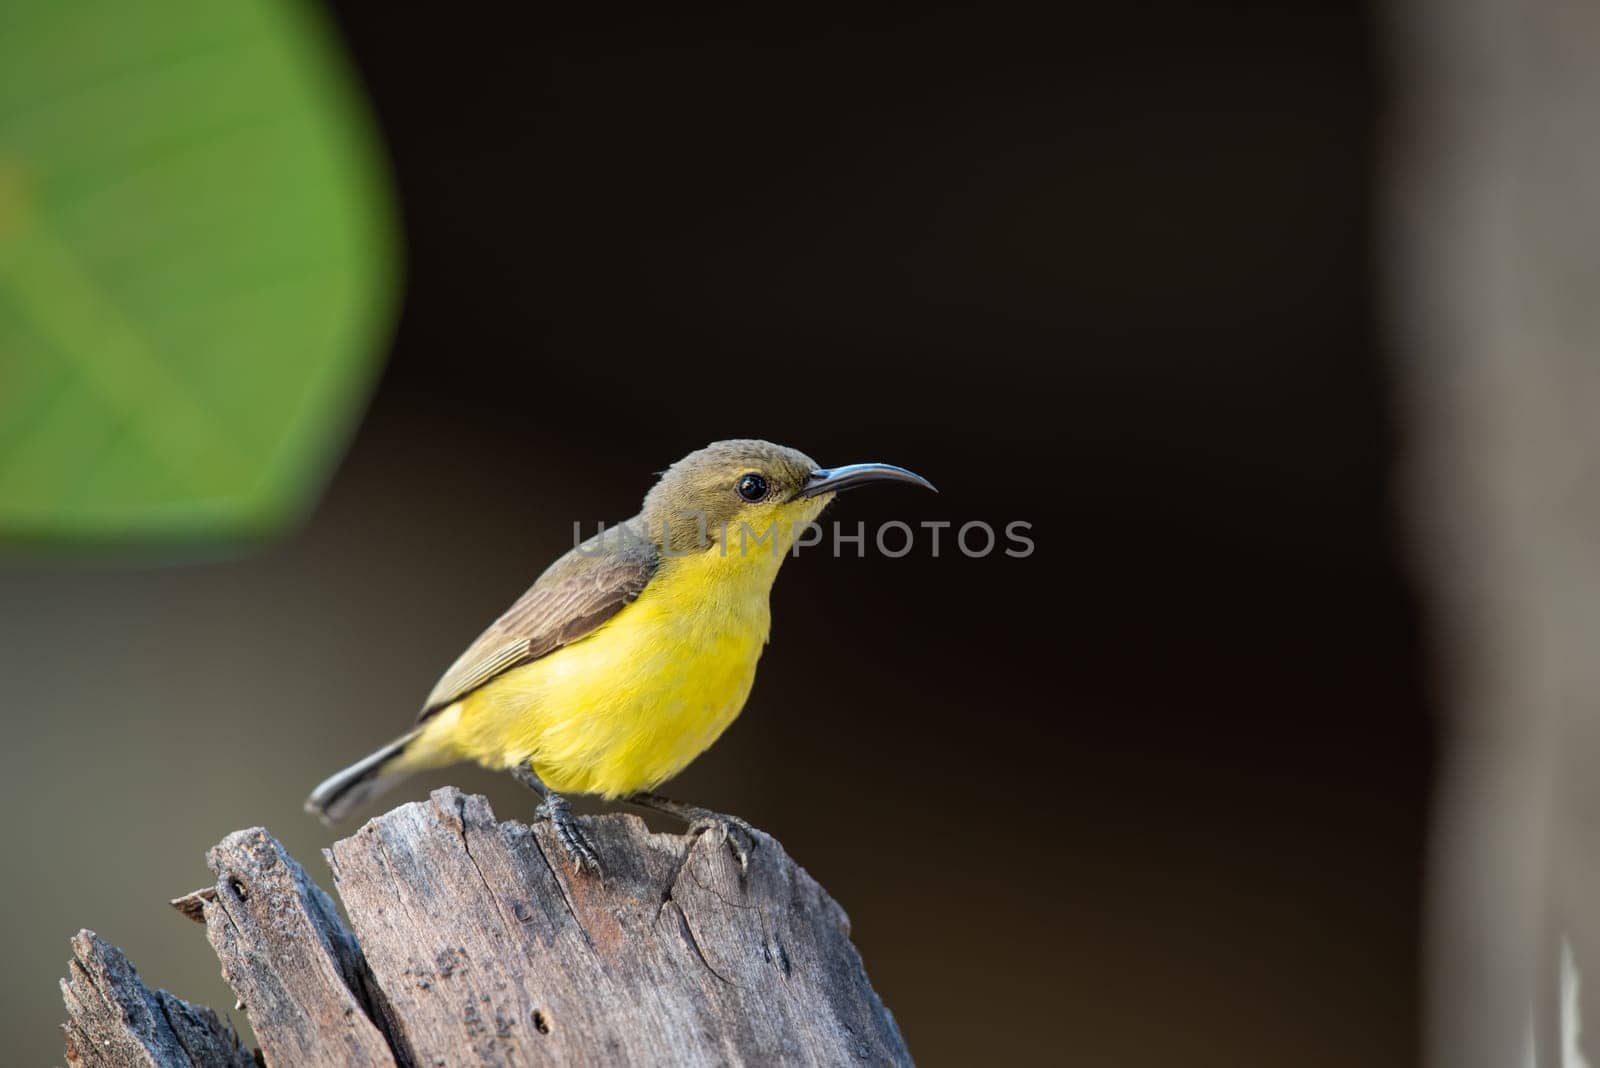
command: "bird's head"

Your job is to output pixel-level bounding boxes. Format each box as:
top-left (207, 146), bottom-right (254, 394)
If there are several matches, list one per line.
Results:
top-left (641, 439), bottom-right (935, 561)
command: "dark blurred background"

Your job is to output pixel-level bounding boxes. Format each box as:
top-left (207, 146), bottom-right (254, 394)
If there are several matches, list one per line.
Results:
top-left (1, 3), bottom-right (1430, 1064)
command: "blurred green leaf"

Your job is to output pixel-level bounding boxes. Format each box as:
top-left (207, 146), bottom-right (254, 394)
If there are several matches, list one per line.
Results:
top-left (0, 0), bottom-right (398, 544)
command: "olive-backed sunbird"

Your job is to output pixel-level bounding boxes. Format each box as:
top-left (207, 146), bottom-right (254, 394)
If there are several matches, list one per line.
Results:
top-left (306, 439), bottom-right (934, 874)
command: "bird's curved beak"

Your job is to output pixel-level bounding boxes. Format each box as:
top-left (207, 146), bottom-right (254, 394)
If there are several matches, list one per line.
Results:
top-left (795, 462), bottom-right (938, 498)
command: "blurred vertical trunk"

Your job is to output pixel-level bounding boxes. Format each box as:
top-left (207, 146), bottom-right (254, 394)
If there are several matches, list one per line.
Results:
top-left (1385, 3), bottom-right (1600, 1066)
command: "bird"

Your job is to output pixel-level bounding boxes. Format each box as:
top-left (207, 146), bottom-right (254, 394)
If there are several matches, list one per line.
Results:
top-left (305, 439), bottom-right (935, 875)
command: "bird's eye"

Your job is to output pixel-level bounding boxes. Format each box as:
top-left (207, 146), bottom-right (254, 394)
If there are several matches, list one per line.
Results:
top-left (736, 473), bottom-right (769, 502)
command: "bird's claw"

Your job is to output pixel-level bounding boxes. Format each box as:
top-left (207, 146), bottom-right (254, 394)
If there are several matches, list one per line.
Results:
top-left (536, 797), bottom-right (602, 878)
top-left (687, 812), bottom-right (757, 875)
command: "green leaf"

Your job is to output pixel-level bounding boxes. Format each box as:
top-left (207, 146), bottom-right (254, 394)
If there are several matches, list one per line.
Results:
top-left (0, 0), bottom-right (398, 544)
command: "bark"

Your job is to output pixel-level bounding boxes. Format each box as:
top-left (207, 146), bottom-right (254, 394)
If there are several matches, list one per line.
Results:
top-left (62, 787), bottom-right (910, 1067)
top-left (179, 827), bottom-right (400, 1067)
top-left (60, 930), bottom-right (254, 1068)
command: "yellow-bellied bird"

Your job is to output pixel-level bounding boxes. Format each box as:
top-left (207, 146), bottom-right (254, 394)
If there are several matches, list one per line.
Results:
top-left (306, 440), bottom-right (934, 874)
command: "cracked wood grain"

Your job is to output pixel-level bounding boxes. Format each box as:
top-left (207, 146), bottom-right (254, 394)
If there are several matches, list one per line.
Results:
top-left (186, 827), bottom-right (401, 1067)
top-left (62, 789), bottom-right (909, 1066)
top-left (60, 930), bottom-right (254, 1068)
top-left (326, 787), bottom-right (910, 1067)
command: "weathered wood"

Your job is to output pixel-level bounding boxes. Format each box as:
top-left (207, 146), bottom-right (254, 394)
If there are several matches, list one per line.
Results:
top-left (64, 791), bottom-right (909, 1066)
top-left (183, 827), bottom-right (398, 1067)
top-left (60, 930), bottom-right (254, 1068)
top-left (326, 787), bottom-right (909, 1067)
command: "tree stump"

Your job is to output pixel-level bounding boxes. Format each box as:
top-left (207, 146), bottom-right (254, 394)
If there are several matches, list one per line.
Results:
top-left (60, 787), bottom-right (911, 1066)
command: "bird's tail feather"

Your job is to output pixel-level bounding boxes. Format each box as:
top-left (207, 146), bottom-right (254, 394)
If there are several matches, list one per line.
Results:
top-left (304, 729), bottom-right (422, 826)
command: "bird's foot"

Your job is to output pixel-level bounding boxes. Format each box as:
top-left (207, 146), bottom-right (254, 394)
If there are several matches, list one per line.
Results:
top-left (535, 794), bottom-right (602, 877)
top-left (624, 792), bottom-right (759, 875)
top-left (682, 809), bottom-right (758, 875)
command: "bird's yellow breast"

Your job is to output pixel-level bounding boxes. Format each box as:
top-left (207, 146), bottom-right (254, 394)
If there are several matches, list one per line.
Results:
top-left (423, 542), bottom-right (785, 798)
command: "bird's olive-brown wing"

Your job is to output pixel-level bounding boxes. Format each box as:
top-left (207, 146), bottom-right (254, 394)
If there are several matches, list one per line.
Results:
top-left (418, 526), bottom-right (659, 721)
